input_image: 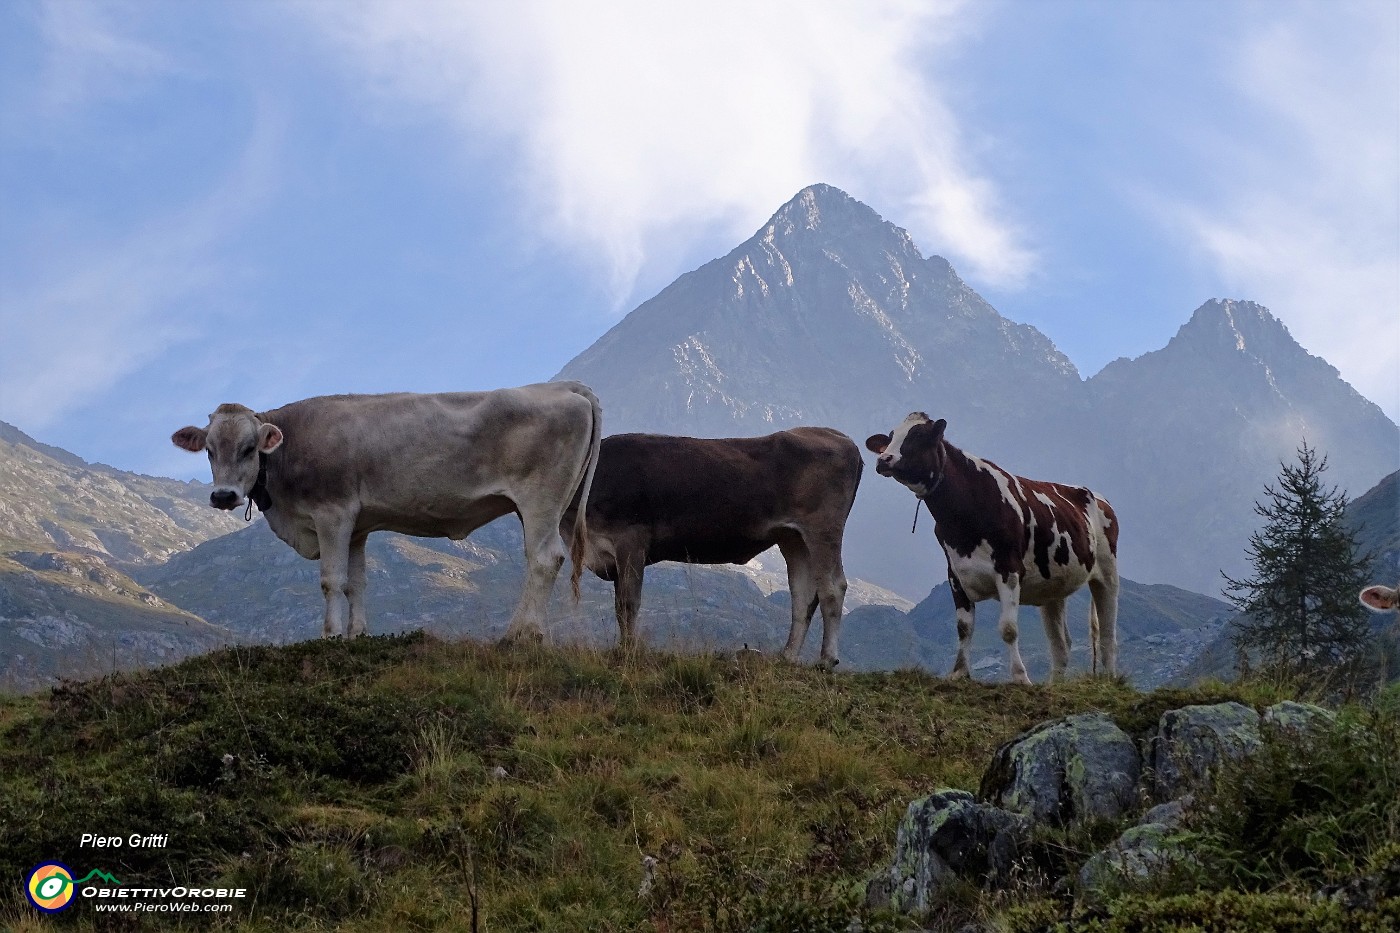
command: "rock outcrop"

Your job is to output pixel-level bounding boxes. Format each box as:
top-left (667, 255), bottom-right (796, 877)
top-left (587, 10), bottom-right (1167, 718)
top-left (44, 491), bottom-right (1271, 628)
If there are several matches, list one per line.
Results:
top-left (871, 700), bottom-right (1338, 912)
top-left (1149, 702), bottom-right (1262, 802)
top-left (980, 712), bottom-right (1141, 826)
top-left (866, 789), bottom-right (1029, 913)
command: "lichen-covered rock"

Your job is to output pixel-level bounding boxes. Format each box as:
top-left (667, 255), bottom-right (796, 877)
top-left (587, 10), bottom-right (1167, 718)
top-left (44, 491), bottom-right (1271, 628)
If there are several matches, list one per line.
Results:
top-left (979, 712), bottom-right (1141, 826)
top-left (1138, 795), bottom-right (1192, 830)
top-left (1150, 702), bottom-right (1261, 801)
top-left (1262, 700), bottom-right (1335, 737)
top-left (1078, 821), bottom-right (1192, 894)
top-left (866, 789), bottom-right (1030, 914)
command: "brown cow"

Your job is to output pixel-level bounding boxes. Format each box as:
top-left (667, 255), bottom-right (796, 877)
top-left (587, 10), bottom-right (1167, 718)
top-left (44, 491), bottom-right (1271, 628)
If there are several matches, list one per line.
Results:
top-left (866, 413), bottom-right (1119, 684)
top-left (567, 428), bottom-right (862, 667)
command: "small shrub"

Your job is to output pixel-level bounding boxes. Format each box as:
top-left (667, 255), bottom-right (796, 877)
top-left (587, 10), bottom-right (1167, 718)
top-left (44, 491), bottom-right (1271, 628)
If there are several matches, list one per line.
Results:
top-left (470, 787), bottom-right (560, 877)
top-left (1187, 707), bottom-right (1400, 890)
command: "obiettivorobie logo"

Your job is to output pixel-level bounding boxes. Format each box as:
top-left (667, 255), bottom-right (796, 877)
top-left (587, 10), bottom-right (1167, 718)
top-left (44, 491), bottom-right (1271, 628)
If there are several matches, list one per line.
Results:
top-left (24, 860), bottom-right (247, 915)
top-left (25, 863), bottom-right (122, 913)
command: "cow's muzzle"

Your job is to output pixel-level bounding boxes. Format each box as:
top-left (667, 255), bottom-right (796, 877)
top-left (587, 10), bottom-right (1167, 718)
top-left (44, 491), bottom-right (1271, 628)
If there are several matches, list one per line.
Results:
top-left (210, 489), bottom-right (242, 510)
top-left (875, 458), bottom-right (894, 476)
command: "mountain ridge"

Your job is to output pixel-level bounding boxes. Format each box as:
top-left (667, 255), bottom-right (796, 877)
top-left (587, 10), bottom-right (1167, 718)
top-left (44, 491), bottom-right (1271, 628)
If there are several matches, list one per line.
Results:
top-left (555, 185), bottom-right (1398, 598)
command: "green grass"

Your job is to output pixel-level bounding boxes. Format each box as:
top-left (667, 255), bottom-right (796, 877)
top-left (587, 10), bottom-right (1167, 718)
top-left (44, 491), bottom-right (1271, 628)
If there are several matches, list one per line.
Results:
top-left (0, 633), bottom-right (1390, 931)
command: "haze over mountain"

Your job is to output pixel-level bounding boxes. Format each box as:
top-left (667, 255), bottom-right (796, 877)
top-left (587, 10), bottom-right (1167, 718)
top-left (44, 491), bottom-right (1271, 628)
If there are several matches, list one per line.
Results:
top-left (1086, 300), bottom-right (1398, 595)
top-left (556, 185), bottom-right (1399, 598)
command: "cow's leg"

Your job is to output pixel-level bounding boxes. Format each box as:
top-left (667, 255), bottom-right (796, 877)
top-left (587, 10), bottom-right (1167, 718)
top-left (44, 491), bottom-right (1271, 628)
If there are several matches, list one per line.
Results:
top-left (949, 570), bottom-right (975, 679)
top-left (995, 574), bottom-right (1030, 685)
top-left (613, 555), bottom-right (645, 650)
top-left (504, 506), bottom-right (569, 641)
top-left (346, 532), bottom-right (370, 637)
top-left (313, 510), bottom-right (357, 638)
top-left (811, 543), bottom-right (849, 669)
top-left (1088, 575), bottom-right (1120, 677)
top-left (779, 538), bottom-right (820, 663)
top-left (1040, 598), bottom-right (1070, 682)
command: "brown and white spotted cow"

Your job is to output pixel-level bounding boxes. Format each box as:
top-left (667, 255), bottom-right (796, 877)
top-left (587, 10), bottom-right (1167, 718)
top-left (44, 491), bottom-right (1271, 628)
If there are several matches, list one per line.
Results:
top-left (1360, 581), bottom-right (1399, 613)
top-left (866, 413), bottom-right (1120, 684)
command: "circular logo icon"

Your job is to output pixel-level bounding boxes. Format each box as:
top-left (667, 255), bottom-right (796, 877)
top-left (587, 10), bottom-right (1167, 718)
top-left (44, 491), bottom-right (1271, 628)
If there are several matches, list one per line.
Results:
top-left (26, 862), bottom-right (76, 913)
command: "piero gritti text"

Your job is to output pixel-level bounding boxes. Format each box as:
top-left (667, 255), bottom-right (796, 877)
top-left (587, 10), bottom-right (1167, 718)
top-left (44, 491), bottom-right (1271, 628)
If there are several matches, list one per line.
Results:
top-left (80, 833), bottom-right (170, 849)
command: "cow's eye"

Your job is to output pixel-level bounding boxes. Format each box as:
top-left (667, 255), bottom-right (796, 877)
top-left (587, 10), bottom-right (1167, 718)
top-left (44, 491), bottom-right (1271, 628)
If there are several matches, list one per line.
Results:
top-left (240, 445), bottom-right (255, 458)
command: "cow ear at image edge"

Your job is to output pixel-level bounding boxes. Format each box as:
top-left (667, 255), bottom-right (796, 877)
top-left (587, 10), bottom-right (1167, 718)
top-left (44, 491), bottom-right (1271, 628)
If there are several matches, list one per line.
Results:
top-left (865, 434), bottom-right (890, 454)
top-left (1360, 585), bottom-right (1398, 611)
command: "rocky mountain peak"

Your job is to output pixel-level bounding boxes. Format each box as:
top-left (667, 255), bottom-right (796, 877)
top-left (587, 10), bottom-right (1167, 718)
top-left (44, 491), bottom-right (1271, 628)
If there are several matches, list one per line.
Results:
top-left (1172, 299), bottom-right (1308, 364)
top-left (756, 183), bottom-right (919, 259)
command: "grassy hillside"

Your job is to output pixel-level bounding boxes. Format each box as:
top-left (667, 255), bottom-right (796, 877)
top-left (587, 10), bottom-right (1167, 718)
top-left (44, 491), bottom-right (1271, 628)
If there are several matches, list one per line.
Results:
top-left (1, 634), bottom-right (1393, 931)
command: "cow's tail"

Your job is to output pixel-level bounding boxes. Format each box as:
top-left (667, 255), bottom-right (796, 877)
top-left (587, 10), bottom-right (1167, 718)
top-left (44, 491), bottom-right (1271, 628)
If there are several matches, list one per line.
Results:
top-left (568, 386), bottom-right (603, 602)
top-left (1089, 600), bottom-right (1100, 676)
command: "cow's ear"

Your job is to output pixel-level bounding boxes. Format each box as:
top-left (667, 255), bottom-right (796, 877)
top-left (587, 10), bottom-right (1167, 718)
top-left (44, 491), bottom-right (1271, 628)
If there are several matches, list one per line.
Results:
top-left (258, 423), bottom-right (284, 454)
top-left (865, 434), bottom-right (890, 454)
top-left (172, 426), bottom-right (207, 452)
top-left (1360, 585), bottom-right (1399, 611)
top-left (930, 419), bottom-right (947, 443)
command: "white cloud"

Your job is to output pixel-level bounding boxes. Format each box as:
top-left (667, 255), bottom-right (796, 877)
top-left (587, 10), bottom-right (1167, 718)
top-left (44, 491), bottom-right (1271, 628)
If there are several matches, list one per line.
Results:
top-left (297, 0), bottom-right (1033, 300)
top-left (1164, 4), bottom-right (1399, 420)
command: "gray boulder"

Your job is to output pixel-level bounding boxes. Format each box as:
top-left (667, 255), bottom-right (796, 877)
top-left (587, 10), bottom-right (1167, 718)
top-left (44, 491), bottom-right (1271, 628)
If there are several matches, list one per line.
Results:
top-left (1078, 792), bottom-right (1196, 896)
top-left (867, 789), bottom-right (1030, 914)
top-left (1078, 821), bottom-right (1192, 895)
top-left (1262, 700), bottom-right (1335, 737)
top-left (980, 712), bottom-right (1142, 826)
top-left (1150, 702), bottom-right (1261, 801)
top-left (1137, 795), bottom-right (1192, 830)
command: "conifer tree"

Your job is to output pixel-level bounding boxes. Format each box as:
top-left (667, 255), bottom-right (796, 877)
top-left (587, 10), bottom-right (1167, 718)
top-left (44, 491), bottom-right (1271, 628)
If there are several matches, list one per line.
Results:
top-left (1222, 440), bottom-right (1373, 677)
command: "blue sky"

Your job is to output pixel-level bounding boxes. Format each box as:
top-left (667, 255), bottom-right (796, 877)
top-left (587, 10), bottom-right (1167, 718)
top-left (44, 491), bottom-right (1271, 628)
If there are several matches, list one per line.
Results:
top-left (1, 0), bottom-right (1396, 480)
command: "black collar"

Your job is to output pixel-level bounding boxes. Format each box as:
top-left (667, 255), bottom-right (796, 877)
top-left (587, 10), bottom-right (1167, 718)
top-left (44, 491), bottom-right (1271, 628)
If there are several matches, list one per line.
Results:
top-left (249, 451), bottom-right (272, 512)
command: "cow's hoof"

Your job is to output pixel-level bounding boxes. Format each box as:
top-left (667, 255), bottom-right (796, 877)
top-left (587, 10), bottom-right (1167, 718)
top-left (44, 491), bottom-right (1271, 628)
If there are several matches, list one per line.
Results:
top-left (947, 667), bottom-right (971, 681)
top-left (816, 657), bottom-right (840, 672)
top-left (1011, 672), bottom-right (1033, 686)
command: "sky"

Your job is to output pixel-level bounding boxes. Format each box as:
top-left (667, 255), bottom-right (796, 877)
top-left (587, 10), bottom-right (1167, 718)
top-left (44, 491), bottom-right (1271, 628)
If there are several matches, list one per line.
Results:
top-left (1, 0), bottom-right (1396, 481)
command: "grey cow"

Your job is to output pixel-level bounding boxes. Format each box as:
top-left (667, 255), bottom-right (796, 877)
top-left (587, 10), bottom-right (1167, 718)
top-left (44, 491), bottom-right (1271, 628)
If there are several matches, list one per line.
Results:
top-left (172, 383), bottom-right (602, 640)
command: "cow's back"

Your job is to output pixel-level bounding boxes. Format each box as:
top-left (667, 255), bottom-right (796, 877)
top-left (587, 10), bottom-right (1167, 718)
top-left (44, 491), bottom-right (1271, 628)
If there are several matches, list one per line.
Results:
top-left (260, 384), bottom-right (596, 534)
top-left (587, 428), bottom-right (861, 565)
